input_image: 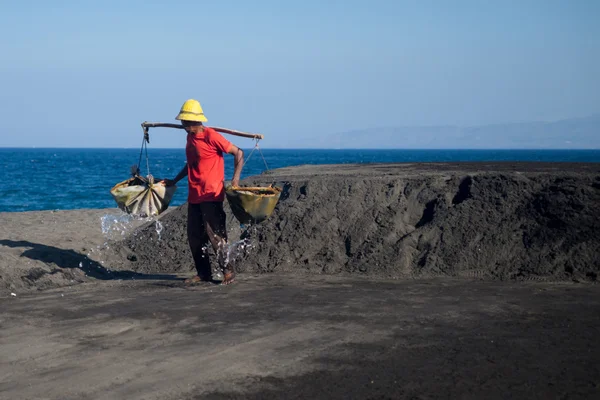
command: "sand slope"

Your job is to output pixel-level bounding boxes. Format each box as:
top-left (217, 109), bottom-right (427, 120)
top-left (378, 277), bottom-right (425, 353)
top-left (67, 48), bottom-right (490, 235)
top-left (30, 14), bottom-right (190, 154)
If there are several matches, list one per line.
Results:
top-left (0, 209), bottom-right (108, 294)
top-left (2, 162), bottom-right (599, 294)
top-left (0, 209), bottom-right (158, 294)
top-left (112, 163), bottom-right (600, 282)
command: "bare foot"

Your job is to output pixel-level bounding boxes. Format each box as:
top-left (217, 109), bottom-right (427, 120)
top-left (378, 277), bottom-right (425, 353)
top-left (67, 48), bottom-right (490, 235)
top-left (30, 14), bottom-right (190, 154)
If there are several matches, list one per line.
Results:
top-left (184, 275), bottom-right (208, 284)
top-left (222, 271), bottom-right (235, 285)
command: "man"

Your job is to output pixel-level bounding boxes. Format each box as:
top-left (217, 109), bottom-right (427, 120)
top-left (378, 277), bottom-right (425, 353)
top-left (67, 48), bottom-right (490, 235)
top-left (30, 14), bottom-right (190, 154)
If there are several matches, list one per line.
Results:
top-left (163, 99), bottom-right (244, 285)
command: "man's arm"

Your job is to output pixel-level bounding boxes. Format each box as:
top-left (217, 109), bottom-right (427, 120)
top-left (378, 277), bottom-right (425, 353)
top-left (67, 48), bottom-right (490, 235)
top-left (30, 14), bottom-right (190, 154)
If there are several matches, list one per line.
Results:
top-left (162, 164), bottom-right (187, 186)
top-left (228, 145), bottom-right (244, 187)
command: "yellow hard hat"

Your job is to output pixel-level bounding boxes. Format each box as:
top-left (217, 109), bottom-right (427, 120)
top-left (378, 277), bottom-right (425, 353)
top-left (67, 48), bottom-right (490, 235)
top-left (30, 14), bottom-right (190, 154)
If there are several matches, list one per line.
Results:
top-left (175, 99), bottom-right (208, 122)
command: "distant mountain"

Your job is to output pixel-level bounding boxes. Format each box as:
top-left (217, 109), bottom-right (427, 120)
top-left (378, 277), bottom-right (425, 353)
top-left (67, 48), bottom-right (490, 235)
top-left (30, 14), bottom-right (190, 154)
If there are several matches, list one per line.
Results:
top-left (285, 115), bottom-right (600, 149)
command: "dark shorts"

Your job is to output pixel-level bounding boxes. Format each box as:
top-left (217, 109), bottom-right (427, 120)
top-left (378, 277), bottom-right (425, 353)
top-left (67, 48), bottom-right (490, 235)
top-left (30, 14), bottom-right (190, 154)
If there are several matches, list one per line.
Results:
top-left (187, 202), bottom-right (229, 279)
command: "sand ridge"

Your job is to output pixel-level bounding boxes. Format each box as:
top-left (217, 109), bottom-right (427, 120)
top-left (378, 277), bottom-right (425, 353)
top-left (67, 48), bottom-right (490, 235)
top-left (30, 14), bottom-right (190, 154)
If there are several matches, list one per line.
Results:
top-left (1, 162), bottom-right (599, 294)
top-left (110, 163), bottom-right (600, 282)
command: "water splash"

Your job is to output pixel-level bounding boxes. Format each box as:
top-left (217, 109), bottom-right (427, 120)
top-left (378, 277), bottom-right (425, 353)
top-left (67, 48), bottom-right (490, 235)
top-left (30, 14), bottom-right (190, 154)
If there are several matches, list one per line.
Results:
top-left (222, 237), bottom-right (255, 267)
top-left (100, 211), bottom-right (166, 242)
top-left (154, 220), bottom-right (164, 241)
top-left (197, 225), bottom-right (258, 278)
top-left (101, 212), bottom-right (136, 238)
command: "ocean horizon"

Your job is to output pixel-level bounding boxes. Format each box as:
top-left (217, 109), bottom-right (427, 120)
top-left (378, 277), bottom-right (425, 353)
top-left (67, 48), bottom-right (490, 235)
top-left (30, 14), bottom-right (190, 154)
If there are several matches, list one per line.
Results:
top-left (2, 148), bottom-right (599, 212)
top-left (2, 147), bottom-right (600, 150)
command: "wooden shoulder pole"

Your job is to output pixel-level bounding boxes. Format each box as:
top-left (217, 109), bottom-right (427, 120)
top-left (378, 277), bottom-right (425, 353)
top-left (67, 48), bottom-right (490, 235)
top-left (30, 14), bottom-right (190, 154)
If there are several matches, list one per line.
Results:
top-left (141, 122), bottom-right (264, 140)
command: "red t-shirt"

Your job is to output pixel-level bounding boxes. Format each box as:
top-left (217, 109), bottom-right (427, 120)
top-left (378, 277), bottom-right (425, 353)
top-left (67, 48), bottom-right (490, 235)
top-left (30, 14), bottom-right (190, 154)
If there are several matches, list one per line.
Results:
top-left (185, 127), bottom-right (232, 203)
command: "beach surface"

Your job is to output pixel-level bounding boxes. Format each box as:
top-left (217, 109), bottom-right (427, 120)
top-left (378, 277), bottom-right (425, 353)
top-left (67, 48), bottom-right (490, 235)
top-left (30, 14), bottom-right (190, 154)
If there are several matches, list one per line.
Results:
top-left (1, 162), bottom-right (600, 398)
top-left (2, 275), bottom-right (600, 399)
top-left (0, 208), bottom-right (153, 295)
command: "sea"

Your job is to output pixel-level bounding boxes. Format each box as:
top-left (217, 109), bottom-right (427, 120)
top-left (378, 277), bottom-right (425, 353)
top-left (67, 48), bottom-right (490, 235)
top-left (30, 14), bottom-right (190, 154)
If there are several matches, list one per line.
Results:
top-left (1, 148), bottom-right (599, 212)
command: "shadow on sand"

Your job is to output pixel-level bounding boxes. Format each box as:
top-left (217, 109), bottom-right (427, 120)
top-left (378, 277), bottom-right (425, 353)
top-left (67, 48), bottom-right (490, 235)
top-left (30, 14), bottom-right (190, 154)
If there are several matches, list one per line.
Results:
top-left (0, 239), bottom-right (182, 281)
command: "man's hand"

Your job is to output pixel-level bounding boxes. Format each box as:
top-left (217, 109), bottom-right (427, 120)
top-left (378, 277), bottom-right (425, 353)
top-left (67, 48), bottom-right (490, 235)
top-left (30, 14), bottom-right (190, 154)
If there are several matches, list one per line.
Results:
top-left (160, 179), bottom-right (177, 187)
top-left (231, 179), bottom-right (240, 188)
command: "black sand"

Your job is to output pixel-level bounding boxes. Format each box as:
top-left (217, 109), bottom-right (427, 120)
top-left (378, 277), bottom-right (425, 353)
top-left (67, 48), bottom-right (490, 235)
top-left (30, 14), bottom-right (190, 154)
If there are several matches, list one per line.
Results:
top-left (111, 163), bottom-right (600, 282)
top-left (2, 162), bottom-right (600, 399)
top-left (1, 276), bottom-right (599, 399)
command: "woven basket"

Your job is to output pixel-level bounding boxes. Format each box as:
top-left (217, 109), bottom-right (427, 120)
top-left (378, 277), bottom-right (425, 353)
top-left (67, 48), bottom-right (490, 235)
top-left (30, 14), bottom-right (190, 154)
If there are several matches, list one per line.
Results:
top-left (225, 186), bottom-right (281, 224)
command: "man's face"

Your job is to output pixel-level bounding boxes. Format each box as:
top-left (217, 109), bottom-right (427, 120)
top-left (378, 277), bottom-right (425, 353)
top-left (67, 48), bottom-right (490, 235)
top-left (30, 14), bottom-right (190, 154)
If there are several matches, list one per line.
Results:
top-left (182, 120), bottom-right (198, 133)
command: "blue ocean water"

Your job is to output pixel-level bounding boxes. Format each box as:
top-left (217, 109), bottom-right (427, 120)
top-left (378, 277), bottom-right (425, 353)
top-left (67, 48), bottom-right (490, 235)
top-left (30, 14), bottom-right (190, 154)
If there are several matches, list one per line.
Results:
top-left (1, 148), bottom-right (599, 212)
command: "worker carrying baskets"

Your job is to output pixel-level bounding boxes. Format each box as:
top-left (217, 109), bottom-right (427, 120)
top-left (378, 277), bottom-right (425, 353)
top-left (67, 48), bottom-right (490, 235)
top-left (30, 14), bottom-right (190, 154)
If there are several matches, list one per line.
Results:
top-left (111, 99), bottom-right (280, 285)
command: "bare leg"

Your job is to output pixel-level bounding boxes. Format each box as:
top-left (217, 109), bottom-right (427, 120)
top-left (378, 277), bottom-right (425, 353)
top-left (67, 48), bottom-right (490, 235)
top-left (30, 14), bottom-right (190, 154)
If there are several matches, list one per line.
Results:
top-left (201, 202), bottom-right (235, 285)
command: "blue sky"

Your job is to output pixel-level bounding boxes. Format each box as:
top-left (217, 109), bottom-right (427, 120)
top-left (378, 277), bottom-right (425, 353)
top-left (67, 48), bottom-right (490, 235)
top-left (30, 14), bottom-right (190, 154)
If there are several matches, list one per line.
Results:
top-left (0, 0), bottom-right (598, 148)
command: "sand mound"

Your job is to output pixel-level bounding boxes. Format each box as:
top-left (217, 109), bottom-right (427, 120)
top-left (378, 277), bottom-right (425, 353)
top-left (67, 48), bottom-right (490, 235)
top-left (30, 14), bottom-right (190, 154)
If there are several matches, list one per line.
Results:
top-left (0, 209), bottom-right (116, 294)
top-left (108, 163), bottom-right (600, 282)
